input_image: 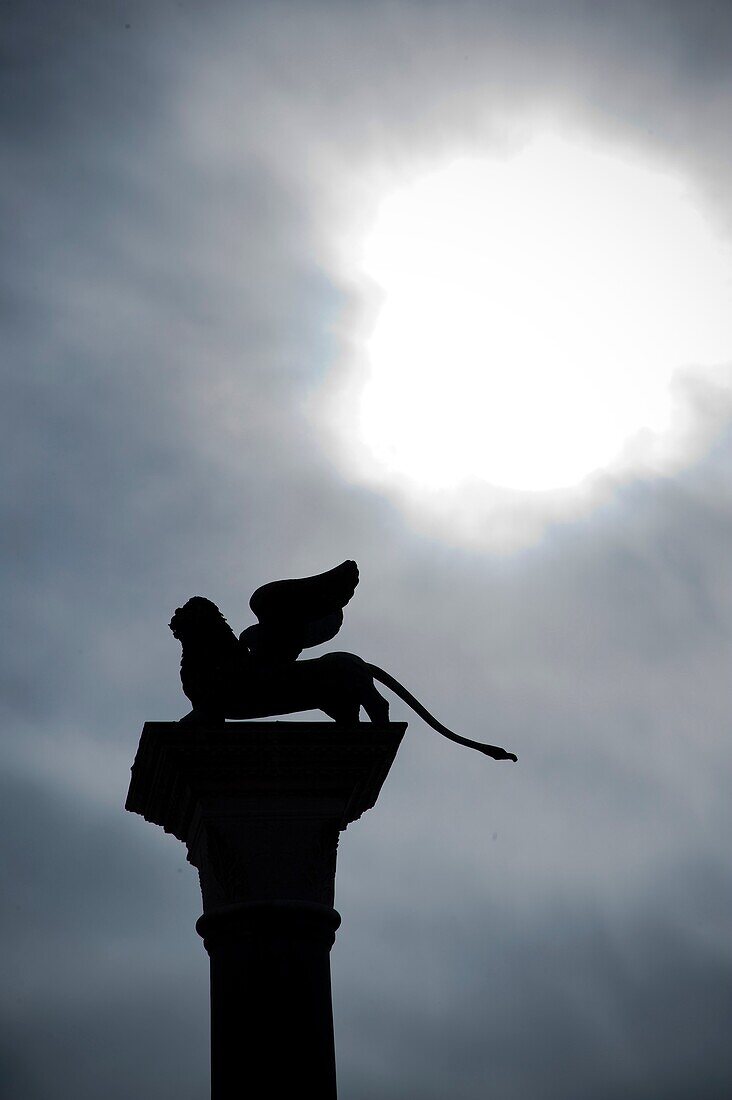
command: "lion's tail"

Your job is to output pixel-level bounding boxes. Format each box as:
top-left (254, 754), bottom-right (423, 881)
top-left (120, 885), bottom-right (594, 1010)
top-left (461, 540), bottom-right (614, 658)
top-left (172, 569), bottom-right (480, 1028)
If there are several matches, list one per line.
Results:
top-left (366, 664), bottom-right (517, 762)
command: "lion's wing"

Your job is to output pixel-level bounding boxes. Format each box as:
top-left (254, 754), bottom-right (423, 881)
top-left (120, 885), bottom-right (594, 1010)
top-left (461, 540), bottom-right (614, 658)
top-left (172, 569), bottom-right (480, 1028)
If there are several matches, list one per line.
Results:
top-left (243, 560), bottom-right (359, 661)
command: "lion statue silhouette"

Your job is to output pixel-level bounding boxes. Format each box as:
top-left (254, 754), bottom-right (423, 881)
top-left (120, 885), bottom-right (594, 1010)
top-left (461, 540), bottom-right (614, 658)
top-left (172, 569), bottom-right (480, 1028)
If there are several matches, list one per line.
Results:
top-left (169, 560), bottom-right (516, 761)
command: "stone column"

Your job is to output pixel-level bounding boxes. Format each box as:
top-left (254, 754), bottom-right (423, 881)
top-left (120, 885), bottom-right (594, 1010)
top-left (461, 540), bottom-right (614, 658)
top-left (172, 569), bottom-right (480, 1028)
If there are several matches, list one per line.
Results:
top-left (125, 720), bottom-right (405, 1099)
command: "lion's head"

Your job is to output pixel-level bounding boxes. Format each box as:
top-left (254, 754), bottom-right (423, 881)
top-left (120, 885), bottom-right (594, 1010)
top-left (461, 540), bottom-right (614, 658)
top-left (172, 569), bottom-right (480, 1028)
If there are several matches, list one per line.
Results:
top-left (169, 597), bottom-right (238, 647)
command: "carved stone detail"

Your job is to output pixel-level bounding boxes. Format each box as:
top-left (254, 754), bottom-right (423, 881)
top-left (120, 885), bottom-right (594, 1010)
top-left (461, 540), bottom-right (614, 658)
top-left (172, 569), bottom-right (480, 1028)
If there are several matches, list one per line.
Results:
top-left (192, 817), bottom-right (339, 908)
top-left (126, 721), bottom-right (404, 914)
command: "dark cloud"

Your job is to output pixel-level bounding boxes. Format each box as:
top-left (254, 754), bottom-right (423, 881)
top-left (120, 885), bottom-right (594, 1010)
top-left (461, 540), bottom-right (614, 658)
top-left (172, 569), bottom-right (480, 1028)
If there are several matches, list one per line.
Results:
top-left (2, 1), bottom-right (731, 1096)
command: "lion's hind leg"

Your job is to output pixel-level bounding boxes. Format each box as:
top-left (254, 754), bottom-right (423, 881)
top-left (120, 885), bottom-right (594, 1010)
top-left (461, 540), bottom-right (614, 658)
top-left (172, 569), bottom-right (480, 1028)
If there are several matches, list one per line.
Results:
top-left (362, 682), bottom-right (390, 724)
top-left (323, 701), bottom-right (361, 725)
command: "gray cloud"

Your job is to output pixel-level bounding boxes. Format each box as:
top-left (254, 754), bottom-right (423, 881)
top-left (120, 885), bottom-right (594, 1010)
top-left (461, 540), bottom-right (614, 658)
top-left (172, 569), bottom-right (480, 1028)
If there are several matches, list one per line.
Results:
top-left (2, 1), bottom-right (732, 1096)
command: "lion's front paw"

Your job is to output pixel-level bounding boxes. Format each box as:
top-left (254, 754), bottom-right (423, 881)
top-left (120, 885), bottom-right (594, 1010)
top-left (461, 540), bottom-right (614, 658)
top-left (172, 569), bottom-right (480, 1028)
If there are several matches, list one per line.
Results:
top-left (178, 708), bottom-right (225, 726)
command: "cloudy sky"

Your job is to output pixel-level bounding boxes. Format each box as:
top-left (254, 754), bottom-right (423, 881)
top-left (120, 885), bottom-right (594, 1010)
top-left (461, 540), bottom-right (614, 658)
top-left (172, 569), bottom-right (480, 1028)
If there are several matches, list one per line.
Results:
top-left (3, 1), bottom-right (732, 1096)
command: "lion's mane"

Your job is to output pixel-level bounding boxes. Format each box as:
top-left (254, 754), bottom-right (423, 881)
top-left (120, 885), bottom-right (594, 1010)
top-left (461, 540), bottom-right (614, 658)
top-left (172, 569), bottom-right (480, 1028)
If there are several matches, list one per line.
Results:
top-left (169, 596), bottom-right (238, 647)
top-left (169, 597), bottom-right (244, 711)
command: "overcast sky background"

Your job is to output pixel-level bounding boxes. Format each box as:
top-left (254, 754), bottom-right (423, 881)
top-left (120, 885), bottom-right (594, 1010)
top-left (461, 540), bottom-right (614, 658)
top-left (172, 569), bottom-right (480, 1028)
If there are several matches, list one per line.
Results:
top-left (3, 2), bottom-right (732, 1097)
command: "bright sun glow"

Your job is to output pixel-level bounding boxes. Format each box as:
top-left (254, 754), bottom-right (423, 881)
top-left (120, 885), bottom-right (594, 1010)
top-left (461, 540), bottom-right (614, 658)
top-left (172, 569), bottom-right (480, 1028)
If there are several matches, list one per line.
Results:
top-left (352, 134), bottom-right (732, 494)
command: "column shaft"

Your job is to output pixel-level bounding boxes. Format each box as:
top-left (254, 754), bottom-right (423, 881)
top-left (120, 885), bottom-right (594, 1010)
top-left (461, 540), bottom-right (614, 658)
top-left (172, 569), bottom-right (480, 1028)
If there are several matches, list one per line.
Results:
top-left (197, 901), bottom-right (341, 1099)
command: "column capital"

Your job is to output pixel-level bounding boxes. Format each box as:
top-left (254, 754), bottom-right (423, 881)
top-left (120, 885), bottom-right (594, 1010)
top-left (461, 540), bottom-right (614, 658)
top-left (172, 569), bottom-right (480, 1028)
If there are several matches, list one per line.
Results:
top-left (125, 721), bottom-right (406, 909)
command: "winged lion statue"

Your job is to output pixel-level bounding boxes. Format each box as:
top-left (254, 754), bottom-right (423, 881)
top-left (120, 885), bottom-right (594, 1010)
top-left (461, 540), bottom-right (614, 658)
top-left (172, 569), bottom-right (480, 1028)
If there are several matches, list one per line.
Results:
top-left (169, 560), bottom-right (517, 761)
